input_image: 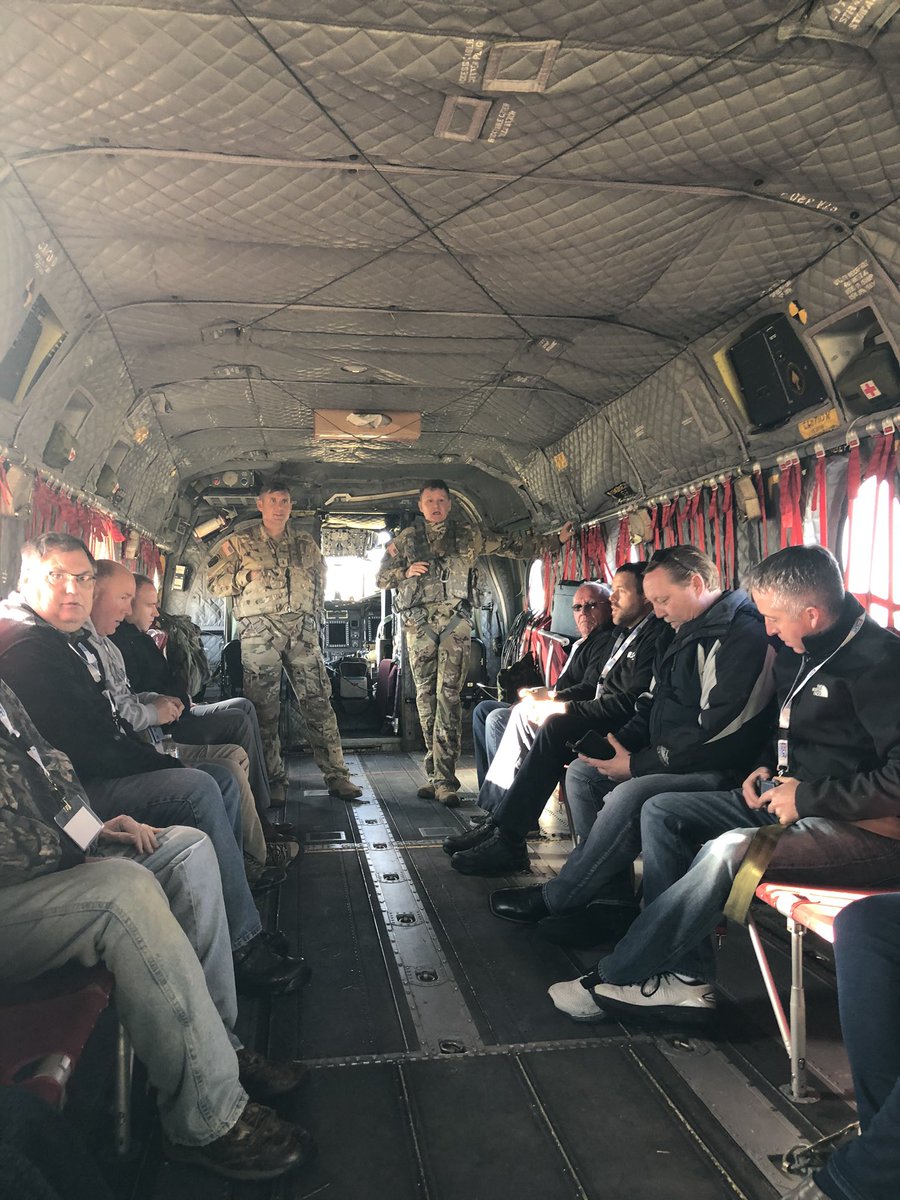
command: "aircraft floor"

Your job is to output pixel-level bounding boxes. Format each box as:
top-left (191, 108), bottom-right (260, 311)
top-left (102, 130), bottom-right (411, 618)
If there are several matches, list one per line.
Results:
top-left (118, 748), bottom-right (857, 1200)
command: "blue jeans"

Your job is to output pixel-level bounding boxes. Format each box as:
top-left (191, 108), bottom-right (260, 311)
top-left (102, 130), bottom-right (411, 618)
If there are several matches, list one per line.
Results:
top-left (816, 893), bottom-right (900, 1200)
top-left (542, 760), bottom-right (728, 913)
top-left (84, 764), bottom-right (261, 950)
top-left (472, 699), bottom-right (509, 789)
top-left (598, 788), bottom-right (900, 984)
top-left (175, 696), bottom-right (271, 808)
top-left (0, 828), bottom-right (246, 1145)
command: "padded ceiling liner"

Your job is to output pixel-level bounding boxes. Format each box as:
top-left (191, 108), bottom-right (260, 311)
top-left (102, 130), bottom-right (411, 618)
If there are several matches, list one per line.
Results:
top-left (0, 0), bottom-right (897, 531)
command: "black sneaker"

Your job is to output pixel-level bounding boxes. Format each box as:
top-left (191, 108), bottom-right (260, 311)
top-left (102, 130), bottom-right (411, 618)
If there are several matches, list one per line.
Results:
top-left (450, 829), bottom-right (529, 876)
top-left (442, 820), bottom-right (496, 856)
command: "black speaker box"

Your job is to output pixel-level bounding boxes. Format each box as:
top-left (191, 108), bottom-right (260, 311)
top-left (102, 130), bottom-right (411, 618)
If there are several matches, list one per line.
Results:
top-left (728, 314), bottom-right (829, 432)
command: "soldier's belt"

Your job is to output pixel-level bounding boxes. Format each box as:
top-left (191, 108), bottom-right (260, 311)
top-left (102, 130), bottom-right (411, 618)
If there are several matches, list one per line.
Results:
top-left (722, 823), bottom-right (787, 925)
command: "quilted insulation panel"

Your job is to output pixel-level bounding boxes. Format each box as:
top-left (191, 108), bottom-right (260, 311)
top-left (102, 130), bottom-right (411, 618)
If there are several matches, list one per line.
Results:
top-left (0, 0), bottom-right (897, 532)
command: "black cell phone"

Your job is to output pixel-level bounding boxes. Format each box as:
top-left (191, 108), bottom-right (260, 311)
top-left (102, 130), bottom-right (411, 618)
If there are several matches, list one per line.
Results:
top-left (755, 777), bottom-right (777, 796)
top-left (567, 731), bottom-right (616, 760)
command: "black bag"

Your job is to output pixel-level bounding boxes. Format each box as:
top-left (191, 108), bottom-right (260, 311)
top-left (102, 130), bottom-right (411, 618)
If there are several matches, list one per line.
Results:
top-left (497, 652), bottom-right (543, 702)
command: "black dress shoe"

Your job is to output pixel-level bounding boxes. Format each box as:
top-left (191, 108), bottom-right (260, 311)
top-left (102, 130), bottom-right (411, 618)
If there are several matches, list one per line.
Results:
top-left (442, 820), bottom-right (495, 856)
top-left (490, 885), bottom-right (549, 923)
top-left (450, 829), bottom-right (529, 876)
top-left (537, 901), bottom-right (640, 948)
top-left (234, 935), bottom-right (311, 996)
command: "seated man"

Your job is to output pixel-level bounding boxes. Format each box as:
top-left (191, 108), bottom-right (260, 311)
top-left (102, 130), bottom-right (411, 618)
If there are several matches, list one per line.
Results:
top-left (473, 581), bottom-right (613, 811)
top-left (452, 546), bottom-right (776, 945)
top-left (455, 566), bottom-right (664, 854)
top-left (111, 571), bottom-right (275, 811)
top-left (0, 678), bottom-right (311, 1181)
top-left (783, 893), bottom-right (900, 1200)
top-left (0, 532), bottom-right (304, 994)
top-left (548, 545), bottom-right (900, 1024)
top-left (88, 561), bottom-right (291, 882)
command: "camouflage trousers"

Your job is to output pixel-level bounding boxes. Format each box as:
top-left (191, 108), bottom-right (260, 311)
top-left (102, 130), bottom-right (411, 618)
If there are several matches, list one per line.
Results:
top-left (239, 613), bottom-right (349, 787)
top-left (406, 618), bottom-right (472, 790)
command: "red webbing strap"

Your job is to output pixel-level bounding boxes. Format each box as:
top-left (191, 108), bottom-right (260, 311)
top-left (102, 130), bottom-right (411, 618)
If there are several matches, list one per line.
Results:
top-left (649, 504), bottom-right (661, 550)
top-left (684, 490), bottom-right (706, 552)
top-left (779, 457), bottom-right (803, 548)
top-left (674, 497), bottom-right (687, 544)
top-left (660, 499), bottom-right (677, 547)
top-left (707, 483), bottom-right (722, 575)
top-left (753, 468), bottom-right (769, 558)
top-left (562, 534), bottom-right (577, 580)
top-left (542, 551), bottom-right (555, 615)
top-left (615, 516), bottom-right (630, 567)
top-left (721, 478), bottom-right (735, 587)
top-left (813, 452), bottom-right (828, 549)
top-left (844, 439), bottom-right (861, 588)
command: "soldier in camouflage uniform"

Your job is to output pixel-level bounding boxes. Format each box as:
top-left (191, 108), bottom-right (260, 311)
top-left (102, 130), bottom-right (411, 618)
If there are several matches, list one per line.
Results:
top-left (207, 480), bottom-right (361, 801)
top-left (376, 480), bottom-right (573, 806)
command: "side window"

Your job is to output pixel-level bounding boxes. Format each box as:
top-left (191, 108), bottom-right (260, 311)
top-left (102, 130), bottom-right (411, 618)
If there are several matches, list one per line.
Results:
top-left (527, 558), bottom-right (545, 614)
top-left (841, 475), bottom-right (900, 630)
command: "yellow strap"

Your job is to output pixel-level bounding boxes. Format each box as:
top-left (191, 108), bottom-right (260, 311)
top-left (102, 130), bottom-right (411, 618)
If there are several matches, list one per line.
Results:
top-left (722, 823), bottom-right (787, 925)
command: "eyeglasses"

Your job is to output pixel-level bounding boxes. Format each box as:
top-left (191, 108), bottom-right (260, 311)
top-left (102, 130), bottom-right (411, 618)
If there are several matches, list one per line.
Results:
top-left (572, 601), bottom-right (601, 612)
top-left (45, 570), bottom-right (96, 587)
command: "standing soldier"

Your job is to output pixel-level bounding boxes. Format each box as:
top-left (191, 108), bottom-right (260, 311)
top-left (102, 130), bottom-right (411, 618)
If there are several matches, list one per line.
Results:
top-left (377, 480), bottom-right (574, 807)
top-left (207, 480), bottom-right (361, 802)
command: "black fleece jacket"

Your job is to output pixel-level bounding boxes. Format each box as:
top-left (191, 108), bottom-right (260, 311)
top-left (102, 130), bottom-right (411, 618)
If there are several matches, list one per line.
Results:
top-left (553, 623), bottom-right (616, 702)
top-left (566, 615), bottom-right (671, 732)
top-left (760, 593), bottom-right (900, 823)
top-left (616, 589), bottom-right (776, 778)
top-left (0, 603), bottom-right (180, 781)
top-left (111, 619), bottom-right (190, 709)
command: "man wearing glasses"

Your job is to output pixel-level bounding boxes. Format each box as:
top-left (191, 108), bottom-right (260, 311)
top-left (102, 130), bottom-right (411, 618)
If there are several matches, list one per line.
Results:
top-left (0, 533), bottom-right (307, 995)
top-left (470, 580), bottom-right (614, 815)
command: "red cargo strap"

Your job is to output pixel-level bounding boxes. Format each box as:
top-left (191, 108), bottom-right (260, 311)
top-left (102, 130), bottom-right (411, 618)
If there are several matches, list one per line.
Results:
top-left (615, 516), bottom-right (630, 566)
top-left (721, 478), bottom-right (735, 587)
top-left (659, 499), bottom-right (677, 547)
top-left (649, 504), bottom-right (661, 550)
top-left (674, 497), bottom-right (688, 544)
top-left (779, 457), bottom-right (803, 548)
top-left (812, 451), bottom-right (828, 549)
top-left (708, 483), bottom-right (722, 575)
top-left (683, 490), bottom-right (705, 552)
top-left (753, 468), bottom-right (769, 558)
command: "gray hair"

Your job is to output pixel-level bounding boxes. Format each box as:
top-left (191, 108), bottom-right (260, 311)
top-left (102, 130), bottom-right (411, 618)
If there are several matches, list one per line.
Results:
top-left (745, 545), bottom-right (844, 617)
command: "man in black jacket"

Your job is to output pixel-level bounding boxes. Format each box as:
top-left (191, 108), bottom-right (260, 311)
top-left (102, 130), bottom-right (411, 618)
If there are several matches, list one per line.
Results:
top-left (0, 533), bottom-right (305, 994)
top-left (453, 546), bottom-right (776, 938)
top-left (111, 572), bottom-right (272, 811)
top-left (448, 566), bottom-right (666, 882)
top-left (472, 581), bottom-right (612, 793)
top-left (473, 581), bottom-right (613, 810)
top-left (549, 545), bottom-right (900, 1024)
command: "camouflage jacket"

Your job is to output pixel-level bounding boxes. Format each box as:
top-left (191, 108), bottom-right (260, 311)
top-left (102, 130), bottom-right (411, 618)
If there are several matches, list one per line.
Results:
top-left (376, 516), bottom-right (557, 620)
top-left (207, 521), bottom-right (325, 621)
top-left (0, 679), bottom-right (90, 886)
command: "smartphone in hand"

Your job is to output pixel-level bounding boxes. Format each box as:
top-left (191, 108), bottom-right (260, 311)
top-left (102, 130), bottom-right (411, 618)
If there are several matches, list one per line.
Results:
top-left (566, 731), bottom-right (616, 760)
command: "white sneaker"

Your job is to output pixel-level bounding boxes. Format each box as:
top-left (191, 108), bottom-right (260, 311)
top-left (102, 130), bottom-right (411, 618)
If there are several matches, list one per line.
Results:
top-left (547, 970), bottom-right (610, 1023)
top-left (590, 973), bottom-right (716, 1021)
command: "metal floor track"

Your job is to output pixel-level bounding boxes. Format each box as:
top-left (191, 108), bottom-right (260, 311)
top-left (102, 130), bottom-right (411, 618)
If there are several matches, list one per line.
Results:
top-left (128, 749), bottom-right (857, 1200)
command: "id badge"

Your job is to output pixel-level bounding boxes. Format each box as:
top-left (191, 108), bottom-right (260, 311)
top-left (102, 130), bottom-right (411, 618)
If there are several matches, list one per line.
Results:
top-left (777, 738), bottom-right (789, 772)
top-left (54, 801), bottom-right (103, 851)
